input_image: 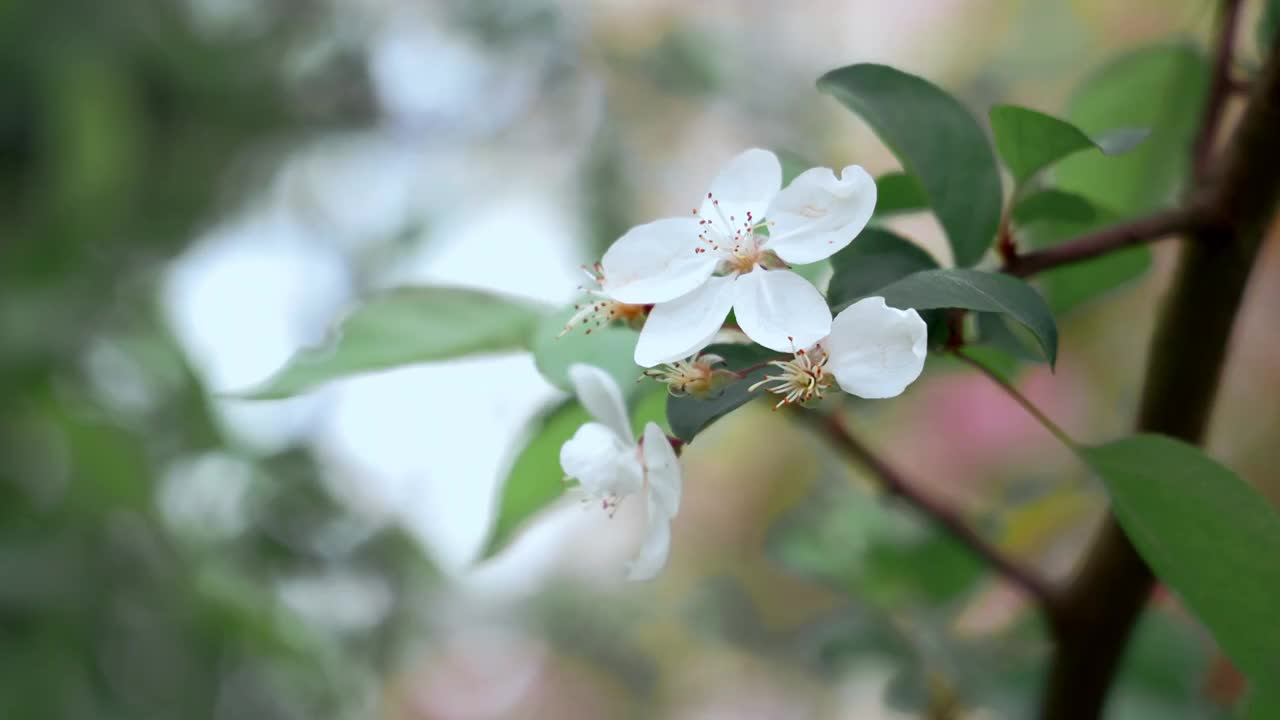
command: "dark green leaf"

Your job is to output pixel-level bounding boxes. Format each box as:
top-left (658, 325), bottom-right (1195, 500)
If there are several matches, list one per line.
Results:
top-left (243, 287), bottom-right (548, 399)
top-left (989, 104), bottom-right (1148, 186)
top-left (532, 304), bottom-right (640, 393)
top-left (976, 312), bottom-right (1042, 364)
top-left (827, 228), bottom-right (940, 311)
top-left (482, 388), bottom-right (667, 557)
top-left (666, 343), bottom-right (779, 443)
top-left (1015, 190), bottom-right (1151, 314)
top-left (818, 64), bottom-right (1002, 266)
top-left (875, 269), bottom-right (1058, 366)
top-left (1083, 435), bottom-right (1280, 688)
top-left (874, 172), bottom-right (929, 216)
top-left (1056, 45), bottom-right (1209, 215)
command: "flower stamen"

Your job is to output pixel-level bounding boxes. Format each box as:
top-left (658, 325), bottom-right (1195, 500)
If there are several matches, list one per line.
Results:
top-left (560, 263), bottom-right (648, 336)
top-left (748, 342), bottom-right (831, 409)
top-left (642, 353), bottom-right (731, 398)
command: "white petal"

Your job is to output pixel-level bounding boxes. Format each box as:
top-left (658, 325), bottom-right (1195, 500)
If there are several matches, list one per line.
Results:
top-left (698, 148), bottom-right (781, 236)
top-left (559, 422), bottom-right (643, 499)
top-left (641, 422), bottom-right (681, 517)
top-left (764, 165), bottom-right (876, 265)
top-left (731, 269), bottom-right (832, 353)
top-left (633, 275), bottom-right (736, 367)
top-left (600, 217), bottom-right (717, 304)
top-left (825, 296), bottom-right (928, 399)
top-left (568, 363), bottom-right (633, 442)
top-left (626, 494), bottom-right (672, 582)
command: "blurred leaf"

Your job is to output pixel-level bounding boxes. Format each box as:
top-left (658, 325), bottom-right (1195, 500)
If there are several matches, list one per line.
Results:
top-left (875, 269), bottom-right (1058, 366)
top-left (1111, 608), bottom-right (1213, 716)
top-left (1014, 189), bottom-right (1152, 314)
top-left (826, 227), bottom-right (939, 312)
top-left (1056, 44), bottom-right (1209, 215)
top-left (1246, 688), bottom-right (1280, 720)
top-left (883, 613), bottom-right (1045, 718)
top-left (666, 343), bottom-right (779, 443)
top-left (873, 172), bottom-right (928, 216)
top-left (766, 481), bottom-right (981, 605)
top-left (532, 304), bottom-right (640, 393)
top-left (482, 389), bottom-right (666, 558)
top-left (244, 287), bottom-right (549, 399)
top-left (482, 402), bottom-right (585, 559)
top-left (1083, 435), bottom-right (1280, 689)
top-left (1260, 0), bottom-right (1279, 55)
top-left (989, 104), bottom-right (1147, 186)
top-left (1012, 188), bottom-right (1105, 227)
top-left (778, 149), bottom-right (817, 185)
top-left (818, 63), bottom-right (1002, 266)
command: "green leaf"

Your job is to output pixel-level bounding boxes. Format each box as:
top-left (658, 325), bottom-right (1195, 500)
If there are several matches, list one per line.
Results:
top-left (1056, 45), bottom-right (1209, 215)
top-left (818, 64), bottom-right (1002, 266)
top-left (989, 104), bottom-right (1148, 187)
top-left (482, 389), bottom-right (667, 558)
top-left (243, 287), bottom-right (548, 399)
top-left (1011, 189), bottom-right (1102, 227)
top-left (1260, 0), bottom-right (1279, 55)
top-left (874, 269), bottom-right (1058, 366)
top-left (976, 312), bottom-right (1042, 365)
top-left (1113, 609), bottom-right (1214, 715)
top-left (1082, 435), bottom-right (1280, 688)
top-left (666, 343), bottom-right (779, 443)
top-left (874, 172), bottom-right (929, 216)
top-left (766, 480), bottom-right (982, 604)
top-left (531, 304), bottom-right (640, 393)
top-left (827, 228), bottom-right (940, 312)
top-left (1246, 688), bottom-right (1280, 720)
top-left (1014, 190), bottom-right (1151, 314)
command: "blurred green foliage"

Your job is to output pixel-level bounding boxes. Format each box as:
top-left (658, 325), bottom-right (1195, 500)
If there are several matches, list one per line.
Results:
top-left (0, 2), bottom-right (434, 717)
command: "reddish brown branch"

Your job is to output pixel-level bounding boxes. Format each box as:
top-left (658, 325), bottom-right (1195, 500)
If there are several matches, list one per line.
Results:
top-left (1002, 205), bottom-right (1207, 278)
top-left (813, 412), bottom-right (1061, 611)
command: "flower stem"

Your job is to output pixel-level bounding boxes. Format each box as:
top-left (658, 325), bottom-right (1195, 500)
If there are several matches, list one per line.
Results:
top-left (953, 350), bottom-right (1078, 451)
top-left (804, 410), bottom-right (1061, 611)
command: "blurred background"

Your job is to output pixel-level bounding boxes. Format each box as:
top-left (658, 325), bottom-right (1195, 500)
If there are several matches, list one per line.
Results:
top-left (2, 0), bottom-right (1278, 718)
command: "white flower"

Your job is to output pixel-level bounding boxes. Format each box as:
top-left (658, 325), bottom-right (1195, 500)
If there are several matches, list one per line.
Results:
top-left (750, 296), bottom-right (928, 407)
top-left (558, 363), bottom-right (682, 581)
top-left (598, 148), bottom-right (876, 367)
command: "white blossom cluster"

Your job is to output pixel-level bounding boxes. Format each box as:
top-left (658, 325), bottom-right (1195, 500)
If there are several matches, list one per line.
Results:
top-left (559, 149), bottom-right (930, 580)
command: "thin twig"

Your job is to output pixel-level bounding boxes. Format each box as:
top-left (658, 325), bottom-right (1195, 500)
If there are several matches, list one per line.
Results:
top-left (954, 350), bottom-right (1078, 450)
top-left (1002, 205), bottom-right (1206, 277)
top-left (810, 411), bottom-right (1061, 611)
top-left (1193, 0), bottom-right (1245, 180)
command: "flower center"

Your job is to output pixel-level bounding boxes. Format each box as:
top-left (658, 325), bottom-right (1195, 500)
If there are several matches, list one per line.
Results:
top-left (692, 192), bottom-right (770, 274)
top-left (748, 344), bottom-right (832, 409)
